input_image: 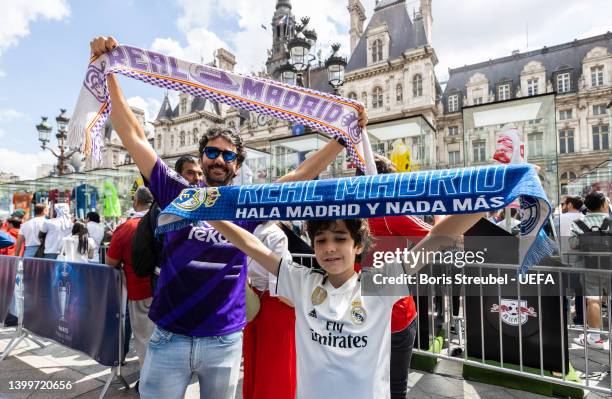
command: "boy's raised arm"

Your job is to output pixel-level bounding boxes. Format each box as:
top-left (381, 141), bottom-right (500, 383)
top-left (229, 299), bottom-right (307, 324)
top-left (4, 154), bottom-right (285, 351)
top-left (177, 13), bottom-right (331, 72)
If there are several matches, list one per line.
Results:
top-left (208, 221), bottom-right (282, 276)
top-left (276, 110), bottom-right (368, 183)
top-left (403, 213), bottom-right (485, 275)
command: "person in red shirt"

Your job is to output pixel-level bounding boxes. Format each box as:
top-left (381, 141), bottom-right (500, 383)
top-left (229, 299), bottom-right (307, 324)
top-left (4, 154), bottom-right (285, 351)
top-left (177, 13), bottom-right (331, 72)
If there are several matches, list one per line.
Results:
top-left (0, 217), bottom-right (24, 257)
top-left (357, 154), bottom-right (431, 399)
top-left (106, 187), bottom-right (156, 380)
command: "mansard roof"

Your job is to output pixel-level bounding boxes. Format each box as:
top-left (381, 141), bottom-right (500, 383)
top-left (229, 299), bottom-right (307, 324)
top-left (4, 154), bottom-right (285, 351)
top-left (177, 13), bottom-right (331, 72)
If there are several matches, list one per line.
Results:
top-left (156, 94), bottom-right (176, 120)
top-left (346, 0), bottom-right (427, 72)
top-left (155, 93), bottom-right (222, 122)
top-left (443, 32), bottom-right (612, 98)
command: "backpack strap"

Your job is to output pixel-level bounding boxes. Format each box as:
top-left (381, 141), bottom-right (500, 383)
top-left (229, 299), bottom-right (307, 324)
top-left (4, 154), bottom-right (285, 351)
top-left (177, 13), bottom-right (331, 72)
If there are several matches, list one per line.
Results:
top-left (573, 220), bottom-right (591, 234)
top-left (600, 218), bottom-right (610, 231)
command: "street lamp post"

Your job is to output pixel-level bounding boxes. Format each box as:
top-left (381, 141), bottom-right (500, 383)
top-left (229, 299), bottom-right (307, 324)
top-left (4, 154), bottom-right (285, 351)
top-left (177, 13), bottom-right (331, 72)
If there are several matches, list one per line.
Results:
top-left (325, 43), bottom-right (347, 95)
top-left (35, 109), bottom-right (78, 176)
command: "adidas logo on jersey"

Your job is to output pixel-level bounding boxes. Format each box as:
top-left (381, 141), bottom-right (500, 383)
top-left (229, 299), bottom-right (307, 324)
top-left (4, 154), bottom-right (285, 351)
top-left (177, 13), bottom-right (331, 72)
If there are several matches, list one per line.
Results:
top-left (308, 309), bottom-right (317, 318)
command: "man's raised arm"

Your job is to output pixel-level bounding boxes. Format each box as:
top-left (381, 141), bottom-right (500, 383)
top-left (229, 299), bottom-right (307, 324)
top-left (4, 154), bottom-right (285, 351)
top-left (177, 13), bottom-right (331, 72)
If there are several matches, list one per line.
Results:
top-left (276, 110), bottom-right (368, 183)
top-left (90, 36), bottom-right (157, 181)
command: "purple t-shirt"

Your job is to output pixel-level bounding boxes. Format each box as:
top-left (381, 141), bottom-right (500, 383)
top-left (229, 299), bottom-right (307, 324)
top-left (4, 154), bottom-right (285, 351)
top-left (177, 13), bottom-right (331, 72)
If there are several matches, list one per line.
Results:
top-left (146, 158), bottom-right (254, 336)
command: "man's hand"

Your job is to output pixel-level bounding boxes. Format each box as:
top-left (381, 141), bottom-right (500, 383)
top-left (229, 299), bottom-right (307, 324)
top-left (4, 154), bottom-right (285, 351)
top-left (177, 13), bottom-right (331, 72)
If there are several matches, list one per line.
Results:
top-left (89, 35), bottom-right (157, 180)
top-left (90, 36), bottom-right (118, 57)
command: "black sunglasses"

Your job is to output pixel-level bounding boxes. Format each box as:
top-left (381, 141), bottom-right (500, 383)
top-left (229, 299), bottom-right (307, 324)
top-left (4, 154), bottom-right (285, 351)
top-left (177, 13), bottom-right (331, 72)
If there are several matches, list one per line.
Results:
top-left (203, 146), bottom-right (238, 162)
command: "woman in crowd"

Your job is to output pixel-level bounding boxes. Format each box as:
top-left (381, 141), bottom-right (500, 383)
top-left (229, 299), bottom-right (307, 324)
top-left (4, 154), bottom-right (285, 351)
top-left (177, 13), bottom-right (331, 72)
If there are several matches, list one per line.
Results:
top-left (58, 221), bottom-right (97, 263)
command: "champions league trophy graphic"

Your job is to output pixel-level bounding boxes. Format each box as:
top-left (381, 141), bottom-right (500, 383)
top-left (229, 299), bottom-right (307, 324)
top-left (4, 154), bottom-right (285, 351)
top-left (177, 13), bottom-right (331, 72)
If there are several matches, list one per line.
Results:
top-left (58, 263), bottom-right (72, 327)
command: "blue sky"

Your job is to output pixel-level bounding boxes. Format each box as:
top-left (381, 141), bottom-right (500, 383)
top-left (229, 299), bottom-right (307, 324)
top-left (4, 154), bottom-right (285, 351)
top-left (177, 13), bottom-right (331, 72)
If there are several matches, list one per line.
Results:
top-left (0, 0), bottom-right (610, 178)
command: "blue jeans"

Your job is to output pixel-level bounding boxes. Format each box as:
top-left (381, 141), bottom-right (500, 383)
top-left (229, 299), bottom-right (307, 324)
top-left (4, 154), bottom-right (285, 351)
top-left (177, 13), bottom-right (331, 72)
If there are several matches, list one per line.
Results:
top-left (139, 326), bottom-right (243, 399)
top-left (23, 246), bottom-right (39, 258)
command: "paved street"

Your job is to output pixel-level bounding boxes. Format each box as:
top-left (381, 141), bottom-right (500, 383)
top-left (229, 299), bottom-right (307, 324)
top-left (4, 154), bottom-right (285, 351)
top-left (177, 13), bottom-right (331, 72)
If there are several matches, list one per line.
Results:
top-left (2, 327), bottom-right (610, 399)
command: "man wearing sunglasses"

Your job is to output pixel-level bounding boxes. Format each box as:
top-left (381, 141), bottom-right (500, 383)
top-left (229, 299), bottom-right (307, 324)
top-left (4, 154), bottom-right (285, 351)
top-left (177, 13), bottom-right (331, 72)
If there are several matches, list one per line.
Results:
top-left (91, 35), bottom-right (367, 399)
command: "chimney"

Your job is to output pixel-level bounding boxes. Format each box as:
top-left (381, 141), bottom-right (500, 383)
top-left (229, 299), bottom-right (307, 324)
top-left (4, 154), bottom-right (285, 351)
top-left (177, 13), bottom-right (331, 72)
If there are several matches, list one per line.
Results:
top-left (420, 0), bottom-right (432, 45)
top-left (216, 48), bottom-right (236, 72)
top-left (347, 0), bottom-right (366, 53)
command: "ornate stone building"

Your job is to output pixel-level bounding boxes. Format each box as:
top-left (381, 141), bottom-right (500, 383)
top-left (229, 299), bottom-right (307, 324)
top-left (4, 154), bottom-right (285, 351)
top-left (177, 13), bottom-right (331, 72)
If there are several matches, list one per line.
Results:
top-left (342, 0), bottom-right (436, 125)
top-left (437, 33), bottom-right (612, 195)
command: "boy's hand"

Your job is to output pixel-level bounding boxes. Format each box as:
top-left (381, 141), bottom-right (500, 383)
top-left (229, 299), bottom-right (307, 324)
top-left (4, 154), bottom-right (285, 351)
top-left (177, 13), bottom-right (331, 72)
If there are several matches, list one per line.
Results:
top-left (358, 107), bottom-right (368, 128)
top-left (90, 36), bottom-right (119, 57)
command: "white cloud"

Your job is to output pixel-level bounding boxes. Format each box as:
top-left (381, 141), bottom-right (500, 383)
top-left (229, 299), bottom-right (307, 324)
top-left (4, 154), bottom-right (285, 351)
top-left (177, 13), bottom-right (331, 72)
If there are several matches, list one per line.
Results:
top-left (127, 96), bottom-right (161, 123)
top-left (580, 25), bottom-right (612, 39)
top-left (0, 108), bottom-right (24, 122)
top-left (0, 0), bottom-right (70, 58)
top-left (0, 148), bottom-right (55, 179)
top-left (432, 0), bottom-right (612, 78)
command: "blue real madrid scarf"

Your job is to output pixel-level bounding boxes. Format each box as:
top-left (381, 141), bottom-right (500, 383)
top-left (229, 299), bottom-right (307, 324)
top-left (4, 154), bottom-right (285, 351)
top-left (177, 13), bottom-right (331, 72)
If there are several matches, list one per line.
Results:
top-left (158, 163), bottom-right (554, 273)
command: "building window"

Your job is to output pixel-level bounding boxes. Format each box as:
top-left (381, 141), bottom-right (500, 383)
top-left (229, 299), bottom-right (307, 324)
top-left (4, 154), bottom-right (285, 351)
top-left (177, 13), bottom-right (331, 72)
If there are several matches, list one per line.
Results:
top-left (361, 92), bottom-right (367, 107)
top-left (498, 84), bottom-right (510, 101)
top-left (560, 171), bottom-right (577, 195)
top-left (371, 39), bottom-right (383, 63)
top-left (592, 124), bottom-right (609, 151)
top-left (193, 129), bottom-right (199, 145)
top-left (472, 140), bottom-right (486, 162)
top-left (448, 126), bottom-right (459, 136)
top-left (170, 134), bottom-right (175, 148)
top-left (527, 78), bottom-right (538, 96)
top-left (473, 97), bottom-right (483, 105)
top-left (179, 131), bottom-right (185, 146)
top-left (412, 74), bottom-right (423, 97)
top-left (593, 104), bottom-right (607, 115)
top-left (348, 92), bottom-right (357, 100)
top-left (448, 94), bottom-right (458, 112)
top-left (559, 129), bottom-right (574, 154)
top-left (396, 84), bottom-right (403, 103)
top-left (180, 98), bottom-right (187, 114)
top-left (528, 132), bottom-right (544, 157)
top-left (557, 73), bottom-right (570, 93)
top-left (157, 135), bottom-right (162, 148)
top-left (559, 109), bottom-right (572, 120)
top-left (591, 66), bottom-right (604, 87)
top-left (448, 151), bottom-right (460, 165)
top-left (372, 87), bottom-right (383, 108)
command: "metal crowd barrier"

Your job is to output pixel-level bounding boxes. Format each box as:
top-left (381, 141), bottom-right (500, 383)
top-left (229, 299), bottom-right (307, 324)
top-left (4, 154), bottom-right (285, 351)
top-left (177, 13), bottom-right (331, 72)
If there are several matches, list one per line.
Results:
top-left (293, 252), bottom-right (612, 397)
top-left (0, 257), bottom-right (129, 399)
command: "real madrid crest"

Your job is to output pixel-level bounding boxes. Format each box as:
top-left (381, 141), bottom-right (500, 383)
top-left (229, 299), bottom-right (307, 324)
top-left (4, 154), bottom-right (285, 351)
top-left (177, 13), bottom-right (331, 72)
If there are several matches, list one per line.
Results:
top-left (351, 300), bottom-right (367, 324)
top-left (311, 286), bottom-right (327, 306)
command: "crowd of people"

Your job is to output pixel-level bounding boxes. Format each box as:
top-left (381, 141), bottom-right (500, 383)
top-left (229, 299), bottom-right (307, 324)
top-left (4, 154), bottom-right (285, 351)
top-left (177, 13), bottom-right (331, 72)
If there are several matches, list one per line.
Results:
top-left (559, 192), bottom-right (612, 350)
top-left (1, 35), bottom-right (610, 399)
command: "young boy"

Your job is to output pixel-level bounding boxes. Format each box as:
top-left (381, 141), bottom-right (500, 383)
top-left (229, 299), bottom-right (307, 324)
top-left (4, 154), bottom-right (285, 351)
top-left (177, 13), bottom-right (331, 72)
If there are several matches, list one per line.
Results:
top-left (209, 213), bottom-right (481, 398)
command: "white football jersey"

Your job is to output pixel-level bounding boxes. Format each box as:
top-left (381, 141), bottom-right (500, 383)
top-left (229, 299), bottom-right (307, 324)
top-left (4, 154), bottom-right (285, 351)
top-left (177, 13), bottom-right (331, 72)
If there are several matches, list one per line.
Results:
top-left (276, 258), bottom-right (404, 399)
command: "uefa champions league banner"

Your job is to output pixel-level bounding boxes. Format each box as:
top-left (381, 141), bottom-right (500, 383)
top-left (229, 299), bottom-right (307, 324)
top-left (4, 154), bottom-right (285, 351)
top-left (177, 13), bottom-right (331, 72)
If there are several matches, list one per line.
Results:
top-left (22, 258), bottom-right (125, 366)
top-left (158, 163), bottom-right (554, 274)
top-left (67, 44), bottom-right (376, 174)
top-left (0, 255), bottom-right (18, 324)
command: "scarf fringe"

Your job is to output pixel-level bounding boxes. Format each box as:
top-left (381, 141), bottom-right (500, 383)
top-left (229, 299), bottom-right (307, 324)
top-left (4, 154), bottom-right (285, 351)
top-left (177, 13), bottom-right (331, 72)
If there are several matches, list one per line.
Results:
top-left (519, 231), bottom-right (556, 275)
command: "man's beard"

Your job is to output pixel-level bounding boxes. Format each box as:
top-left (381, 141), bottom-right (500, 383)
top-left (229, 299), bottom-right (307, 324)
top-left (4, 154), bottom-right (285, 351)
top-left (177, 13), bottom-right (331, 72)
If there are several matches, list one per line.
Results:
top-left (204, 164), bottom-right (233, 186)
